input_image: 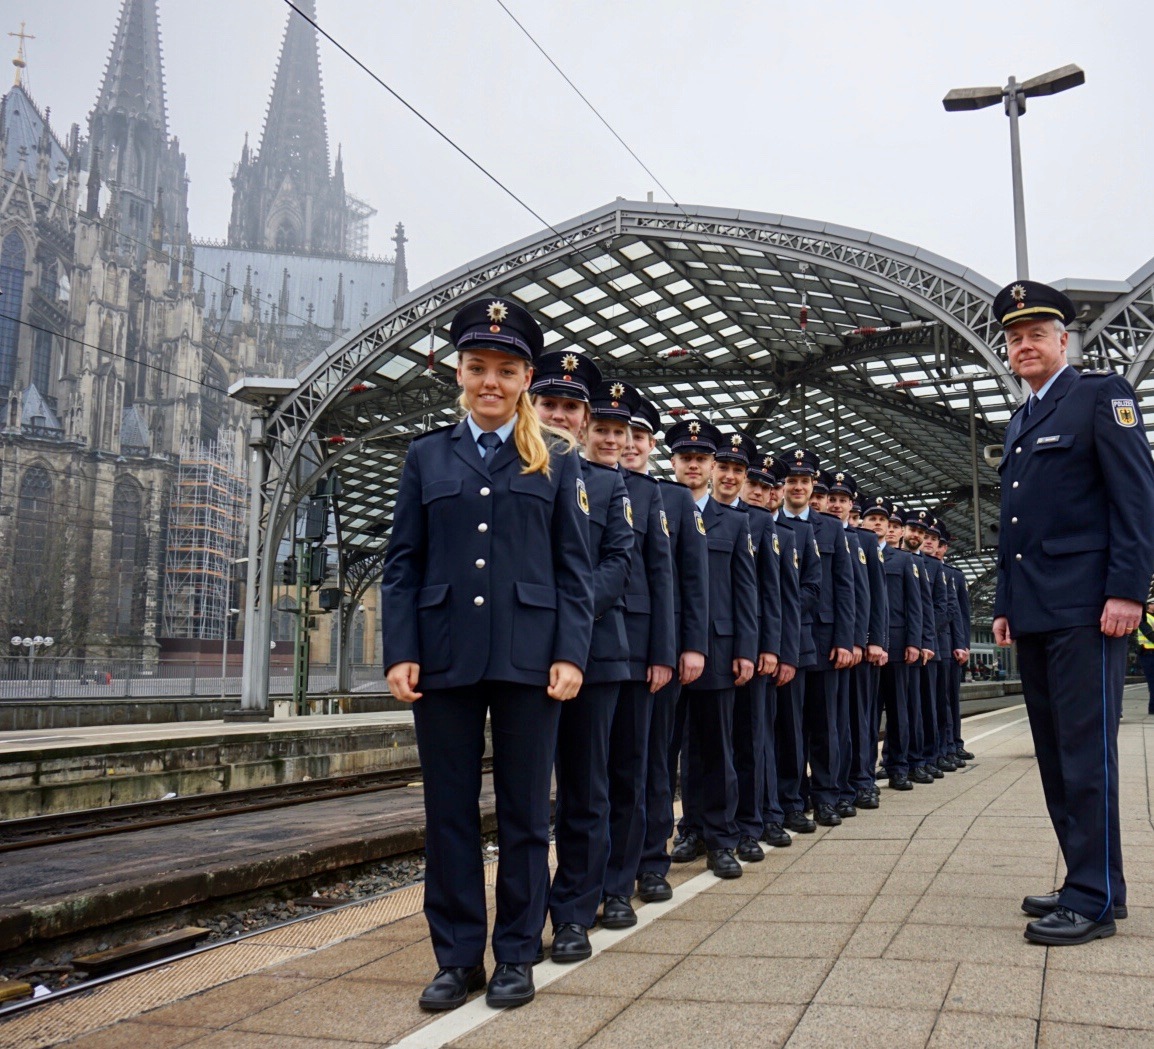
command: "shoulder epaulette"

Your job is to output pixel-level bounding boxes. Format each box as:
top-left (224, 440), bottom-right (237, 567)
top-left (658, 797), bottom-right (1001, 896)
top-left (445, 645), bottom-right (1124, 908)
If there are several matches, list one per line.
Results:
top-left (410, 422), bottom-right (456, 442)
top-left (745, 503), bottom-right (771, 515)
top-left (1079, 368), bottom-right (1116, 377)
top-left (657, 477), bottom-right (690, 489)
top-left (583, 459), bottom-right (620, 475)
top-left (718, 500), bottom-right (748, 514)
top-left (624, 470), bottom-right (658, 486)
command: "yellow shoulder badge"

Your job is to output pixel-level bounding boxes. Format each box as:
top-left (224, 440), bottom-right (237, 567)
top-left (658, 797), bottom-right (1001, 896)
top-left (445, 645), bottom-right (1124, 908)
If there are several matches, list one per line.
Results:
top-left (793, 549), bottom-right (800, 570)
top-left (879, 549), bottom-right (885, 563)
top-left (772, 533), bottom-right (781, 555)
top-left (1113, 398), bottom-right (1137, 427)
top-left (858, 547), bottom-right (867, 565)
top-left (913, 563), bottom-right (919, 579)
top-left (813, 539), bottom-right (821, 558)
top-left (660, 509), bottom-right (670, 537)
top-left (748, 533), bottom-right (755, 556)
top-left (623, 497), bottom-right (633, 527)
top-left (576, 477), bottom-right (589, 515)
top-left (694, 510), bottom-right (706, 535)
top-left (844, 537), bottom-right (851, 555)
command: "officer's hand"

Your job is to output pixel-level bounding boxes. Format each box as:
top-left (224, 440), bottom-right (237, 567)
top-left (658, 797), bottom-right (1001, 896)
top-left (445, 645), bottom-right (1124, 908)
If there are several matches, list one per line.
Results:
top-left (733, 658), bottom-right (755, 687)
top-left (775, 662), bottom-right (797, 686)
top-left (758, 652), bottom-right (779, 677)
top-left (548, 661), bottom-right (584, 701)
top-left (993, 616), bottom-right (1013, 647)
top-left (904, 646), bottom-right (920, 665)
top-left (832, 647), bottom-right (853, 670)
top-left (953, 648), bottom-right (967, 665)
top-left (679, 650), bottom-right (705, 685)
top-left (877, 649), bottom-right (889, 667)
top-left (866, 644), bottom-right (885, 666)
top-left (386, 662), bottom-right (422, 703)
top-left (851, 645), bottom-right (864, 667)
top-left (647, 664), bottom-right (674, 694)
top-left (921, 648), bottom-right (933, 666)
top-left (1101, 597), bottom-right (1143, 638)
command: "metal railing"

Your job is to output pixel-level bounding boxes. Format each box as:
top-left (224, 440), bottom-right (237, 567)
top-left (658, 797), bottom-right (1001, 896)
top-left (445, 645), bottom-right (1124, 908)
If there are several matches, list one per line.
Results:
top-left (0, 657), bottom-right (385, 700)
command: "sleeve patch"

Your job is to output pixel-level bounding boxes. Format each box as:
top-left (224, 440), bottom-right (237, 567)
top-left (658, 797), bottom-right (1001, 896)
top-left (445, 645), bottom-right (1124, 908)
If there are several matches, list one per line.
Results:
top-left (772, 533), bottom-right (781, 555)
top-left (623, 497), bottom-right (633, 526)
top-left (858, 547), bottom-right (867, 564)
top-left (694, 510), bottom-right (706, 535)
top-left (576, 477), bottom-right (590, 515)
top-left (913, 563), bottom-right (919, 579)
top-left (1113, 399), bottom-right (1137, 427)
top-left (660, 509), bottom-right (670, 537)
top-left (748, 533), bottom-right (755, 556)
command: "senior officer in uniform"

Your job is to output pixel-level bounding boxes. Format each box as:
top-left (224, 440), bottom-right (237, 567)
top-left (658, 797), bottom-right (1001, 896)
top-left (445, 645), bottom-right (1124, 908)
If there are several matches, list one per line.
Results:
top-left (381, 298), bottom-right (593, 1010)
top-left (993, 280), bottom-right (1154, 945)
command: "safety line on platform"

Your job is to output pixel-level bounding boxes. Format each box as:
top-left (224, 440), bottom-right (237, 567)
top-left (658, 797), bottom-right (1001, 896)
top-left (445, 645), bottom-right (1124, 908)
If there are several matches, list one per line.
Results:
top-left (966, 715), bottom-right (1030, 744)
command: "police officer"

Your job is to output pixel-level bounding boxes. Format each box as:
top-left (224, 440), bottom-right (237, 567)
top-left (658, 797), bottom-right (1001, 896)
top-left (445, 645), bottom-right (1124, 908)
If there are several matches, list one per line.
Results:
top-left (863, 497), bottom-right (923, 791)
top-left (381, 297), bottom-right (594, 1011)
top-left (709, 433), bottom-right (783, 861)
top-left (777, 449), bottom-right (855, 828)
top-left (666, 419), bottom-right (758, 877)
top-left (927, 519), bottom-right (966, 766)
top-left (743, 455), bottom-right (801, 848)
top-left (936, 522), bottom-right (973, 763)
top-left (628, 398), bottom-right (709, 902)
top-left (922, 519), bottom-right (958, 773)
top-left (902, 508), bottom-right (940, 784)
top-left (992, 280), bottom-right (1154, 944)
top-left (602, 382), bottom-right (676, 930)
top-left (531, 354), bottom-right (634, 964)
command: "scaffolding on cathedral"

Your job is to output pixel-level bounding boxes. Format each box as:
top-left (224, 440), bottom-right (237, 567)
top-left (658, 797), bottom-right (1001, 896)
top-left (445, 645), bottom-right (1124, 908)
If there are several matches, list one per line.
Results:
top-left (161, 436), bottom-right (247, 640)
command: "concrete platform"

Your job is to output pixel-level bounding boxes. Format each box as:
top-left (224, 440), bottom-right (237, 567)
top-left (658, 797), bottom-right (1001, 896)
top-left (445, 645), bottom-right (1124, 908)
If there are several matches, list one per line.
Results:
top-left (4, 690), bottom-right (1154, 1049)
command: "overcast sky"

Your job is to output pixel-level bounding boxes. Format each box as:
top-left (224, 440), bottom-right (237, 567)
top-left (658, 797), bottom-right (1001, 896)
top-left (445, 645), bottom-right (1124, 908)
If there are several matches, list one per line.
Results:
top-left (17, 0), bottom-right (1154, 292)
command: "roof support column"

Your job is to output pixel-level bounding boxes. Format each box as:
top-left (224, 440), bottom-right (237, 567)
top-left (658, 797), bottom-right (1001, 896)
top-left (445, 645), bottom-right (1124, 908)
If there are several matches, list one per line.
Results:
top-left (232, 410), bottom-right (271, 719)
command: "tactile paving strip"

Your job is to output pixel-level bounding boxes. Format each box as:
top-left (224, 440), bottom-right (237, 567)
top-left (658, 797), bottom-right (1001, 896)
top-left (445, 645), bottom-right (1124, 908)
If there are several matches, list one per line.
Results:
top-left (0, 856), bottom-right (511, 1048)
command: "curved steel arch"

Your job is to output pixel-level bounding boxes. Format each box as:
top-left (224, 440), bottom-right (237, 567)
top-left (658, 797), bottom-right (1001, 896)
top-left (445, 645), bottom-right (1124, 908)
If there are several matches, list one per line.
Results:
top-left (1080, 258), bottom-right (1154, 385)
top-left (238, 200), bottom-right (1012, 707)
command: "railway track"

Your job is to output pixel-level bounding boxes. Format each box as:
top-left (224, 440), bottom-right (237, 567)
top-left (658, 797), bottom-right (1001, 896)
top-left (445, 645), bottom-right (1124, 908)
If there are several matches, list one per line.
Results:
top-left (0, 762), bottom-right (479, 853)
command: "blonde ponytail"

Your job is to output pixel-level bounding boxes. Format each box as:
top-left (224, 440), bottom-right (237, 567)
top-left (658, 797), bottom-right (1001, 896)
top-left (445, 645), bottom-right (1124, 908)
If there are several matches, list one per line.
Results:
top-left (456, 389), bottom-right (572, 478)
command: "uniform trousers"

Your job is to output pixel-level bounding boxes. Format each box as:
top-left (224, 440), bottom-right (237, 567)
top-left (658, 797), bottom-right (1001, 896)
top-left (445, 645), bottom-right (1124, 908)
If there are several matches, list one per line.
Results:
top-left (949, 660), bottom-right (966, 749)
top-left (848, 662), bottom-right (880, 797)
top-left (760, 680), bottom-right (784, 828)
top-left (1018, 627), bottom-right (1126, 921)
top-left (915, 663), bottom-right (939, 768)
top-left (775, 674), bottom-right (806, 815)
top-left (835, 664), bottom-right (854, 804)
top-left (803, 668), bottom-right (841, 809)
top-left (413, 681), bottom-right (559, 967)
top-left (549, 681), bottom-right (620, 928)
top-left (878, 661), bottom-right (911, 776)
top-left (732, 676), bottom-right (766, 839)
top-left (637, 678), bottom-right (679, 878)
top-left (681, 688), bottom-right (740, 850)
top-left (603, 680), bottom-right (652, 897)
top-left (934, 659), bottom-right (953, 759)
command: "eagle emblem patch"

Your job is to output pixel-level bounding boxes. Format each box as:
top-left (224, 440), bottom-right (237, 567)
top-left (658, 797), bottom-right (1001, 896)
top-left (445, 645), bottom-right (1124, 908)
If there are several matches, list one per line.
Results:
top-left (913, 563), bottom-right (919, 579)
top-left (576, 477), bottom-right (589, 515)
top-left (793, 549), bottom-right (800, 570)
top-left (772, 533), bottom-right (781, 555)
top-left (623, 497), bottom-right (633, 527)
top-left (1113, 399), bottom-right (1137, 427)
top-left (858, 547), bottom-right (867, 565)
top-left (748, 533), bottom-right (755, 556)
top-left (660, 510), bottom-right (670, 537)
top-left (694, 510), bottom-right (706, 535)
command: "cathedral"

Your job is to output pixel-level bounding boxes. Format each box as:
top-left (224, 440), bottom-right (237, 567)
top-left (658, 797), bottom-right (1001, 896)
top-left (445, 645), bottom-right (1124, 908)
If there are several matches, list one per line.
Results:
top-left (0, 0), bottom-right (406, 663)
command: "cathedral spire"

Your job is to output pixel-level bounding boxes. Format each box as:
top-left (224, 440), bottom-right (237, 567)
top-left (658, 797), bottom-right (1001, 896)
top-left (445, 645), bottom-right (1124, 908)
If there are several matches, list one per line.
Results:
top-left (392, 222), bottom-right (409, 302)
top-left (258, 0), bottom-right (330, 193)
top-left (93, 0), bottom-right (168, 133)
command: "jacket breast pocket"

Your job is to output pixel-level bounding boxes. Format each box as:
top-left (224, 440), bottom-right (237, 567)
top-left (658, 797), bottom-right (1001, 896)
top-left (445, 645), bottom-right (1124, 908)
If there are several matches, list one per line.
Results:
top-left (417, 583), bottom-right (452, 673)
top-left (1041, 533), bottom-right (1108, 556)
top-left (421, 479), bottom-right (462, 504)
top-left (707, 535), bottom-right (734, 553)
top-left (511, 580), bottom-right (557, 671)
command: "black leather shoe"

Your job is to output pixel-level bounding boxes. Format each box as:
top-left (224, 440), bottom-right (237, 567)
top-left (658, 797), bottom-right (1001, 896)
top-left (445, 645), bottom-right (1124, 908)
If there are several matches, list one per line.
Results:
top-left (926, 763), bottom-right (944, 779)
top-left (707, 848), bottom-right (743, 878)
top-left (951, 752), bottom-right (968, 767)
top-left (761, 822), bottom-right (792, 847)
top-left (814, 804), bottom-right (842, 827)
top-left (956, 747), bottom-right (975, 760)
top-left (637, 871), bottom-right (672, 902)
top-left (550, 923), bottom-right (591, 963)
top-left (419, 965), bottom-right (486, 1011)
top-left (910, 767), bottom-right (934, 784)
top-left (670, 830), bottom-right (705, 863)
top-left (855, 791), bottom-right (880, 809)
top-left (783, 811), bottom-right (816, 833)
top-left (486, 963), bottom-right (535, 1008)
top-left (736, 835), bottom-right (765, 862)
top-left (937, 757), bottom-right (957, 772)
top-left (835, 801), bottom-right (857, 819)
top-left (874, 765), bottom-right (888, 779)
top-left (601, 894), bottom-right (637, 929)
top-left (1024, 906), bottom-right (1116, 946)
top-left (1023, 891), bottom-right (1127, 920)
top-left (888, 774), bottom-right (913, 791)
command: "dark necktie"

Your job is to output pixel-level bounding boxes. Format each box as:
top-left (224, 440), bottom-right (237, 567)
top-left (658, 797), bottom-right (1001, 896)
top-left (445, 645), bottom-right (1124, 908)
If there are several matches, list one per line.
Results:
top-left (1026, 394), bottom-right (1038, 418)
top-left (478, 431), bottom-right (502, 462)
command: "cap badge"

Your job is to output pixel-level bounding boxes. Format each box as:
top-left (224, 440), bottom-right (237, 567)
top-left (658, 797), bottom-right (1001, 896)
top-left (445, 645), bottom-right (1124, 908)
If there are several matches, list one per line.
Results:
top-left (794, 449), bottom-right (804, 460)
top-left (610, 382), bottom-right (625, 399)
top-left (763, 456), bottom-right (774, 470)
top-left (688, 421), bottom-right (701, 435)
top-left (1010, 284), bottom-right (1026, 308)
top-left (487, 301), bottom-right (509, 324)
top-left (918, 511), bottom-right (927, 520)
top-left (731, 434), bottom-right (743, 447)
top-left (561, 353), bottom-right (579, 372)
top-left (875, 497), bottom-right (884, 505)
top-left (835, 472), bottom-right (844, 482)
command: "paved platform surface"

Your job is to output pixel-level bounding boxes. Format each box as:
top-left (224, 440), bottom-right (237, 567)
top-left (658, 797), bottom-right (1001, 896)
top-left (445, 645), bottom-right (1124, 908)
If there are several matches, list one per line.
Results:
top-left (5, 689), bottom-right (1153, 1049)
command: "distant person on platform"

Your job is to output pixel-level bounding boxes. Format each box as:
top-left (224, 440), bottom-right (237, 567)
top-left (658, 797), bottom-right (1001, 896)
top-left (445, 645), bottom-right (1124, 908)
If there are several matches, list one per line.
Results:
top-left (1136, 597), bottom-right (1154, 715)
top-left (993, 280), bottom-right (1154, 946)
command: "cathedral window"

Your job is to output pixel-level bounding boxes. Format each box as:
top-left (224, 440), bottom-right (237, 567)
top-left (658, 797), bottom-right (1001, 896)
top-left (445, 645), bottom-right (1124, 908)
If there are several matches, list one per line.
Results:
top-left (0, 232), bottom-right (28, 394)
top-left (110, 478), bottom-right (146, 635)
top-left (31, 330), bottom-right (54, 395)
top-left (15, 466), bottom-right (53, 570)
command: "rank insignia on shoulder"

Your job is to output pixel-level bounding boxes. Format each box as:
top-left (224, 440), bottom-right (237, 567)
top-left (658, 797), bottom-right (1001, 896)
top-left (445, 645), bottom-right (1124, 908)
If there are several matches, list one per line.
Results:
top-left (858, 547), bottom-right (867, 564)
top-left (694, 510), bottom-right (706, 535)
top-left (577, 477), bottom-right (590, 515)
top-left (660, 510), bottom-right (670, 537)
top-left (913, 563), bottom-right (919, 579)
top-left (1113, 398), bottom-right (1137, 427)
top-left (772, 533), bottom-right (781, 555)
top-left (623, 497), bottom-right (633, 526)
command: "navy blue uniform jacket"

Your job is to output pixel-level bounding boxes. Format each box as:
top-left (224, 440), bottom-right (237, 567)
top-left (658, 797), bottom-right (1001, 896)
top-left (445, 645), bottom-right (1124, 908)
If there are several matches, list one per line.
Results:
top-left (945, 565), bottom-right (970, 650)
top-left (995, 366), bottom-right (1154, 634)
top-left (621, 471), bottom-right (677, 677)
top-left (808, 511), bottom-right (856, 658)
top-left (380, 421), bottom-right (594, 689)
top-left (744, 504), bottom-right (783, 659)
top-left (776, 515), bottom-right (821, 668)
top-left (922, 556), bottom-right (948, 662)
top-left (581, 460), bottom-right (634, 684)
top-left (882, 544), bottom-right (923, 661)
top-left (845, 527), bottom-right (870, 650)
top-left (657, 480), bottom-right (710, 657)
top-left (686, 497), bottom-right (759, 691)
top-left (771, 520), bottom-right (803, 669)
top-left (857, 527), bottom-right (889, 651)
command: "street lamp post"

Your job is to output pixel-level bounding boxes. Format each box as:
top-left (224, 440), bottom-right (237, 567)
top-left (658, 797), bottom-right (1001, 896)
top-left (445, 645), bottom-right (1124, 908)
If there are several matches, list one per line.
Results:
top-left (943, 64), bottom-right (1085, 279)
top-left (11, 635), bottom-right (54, 683)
